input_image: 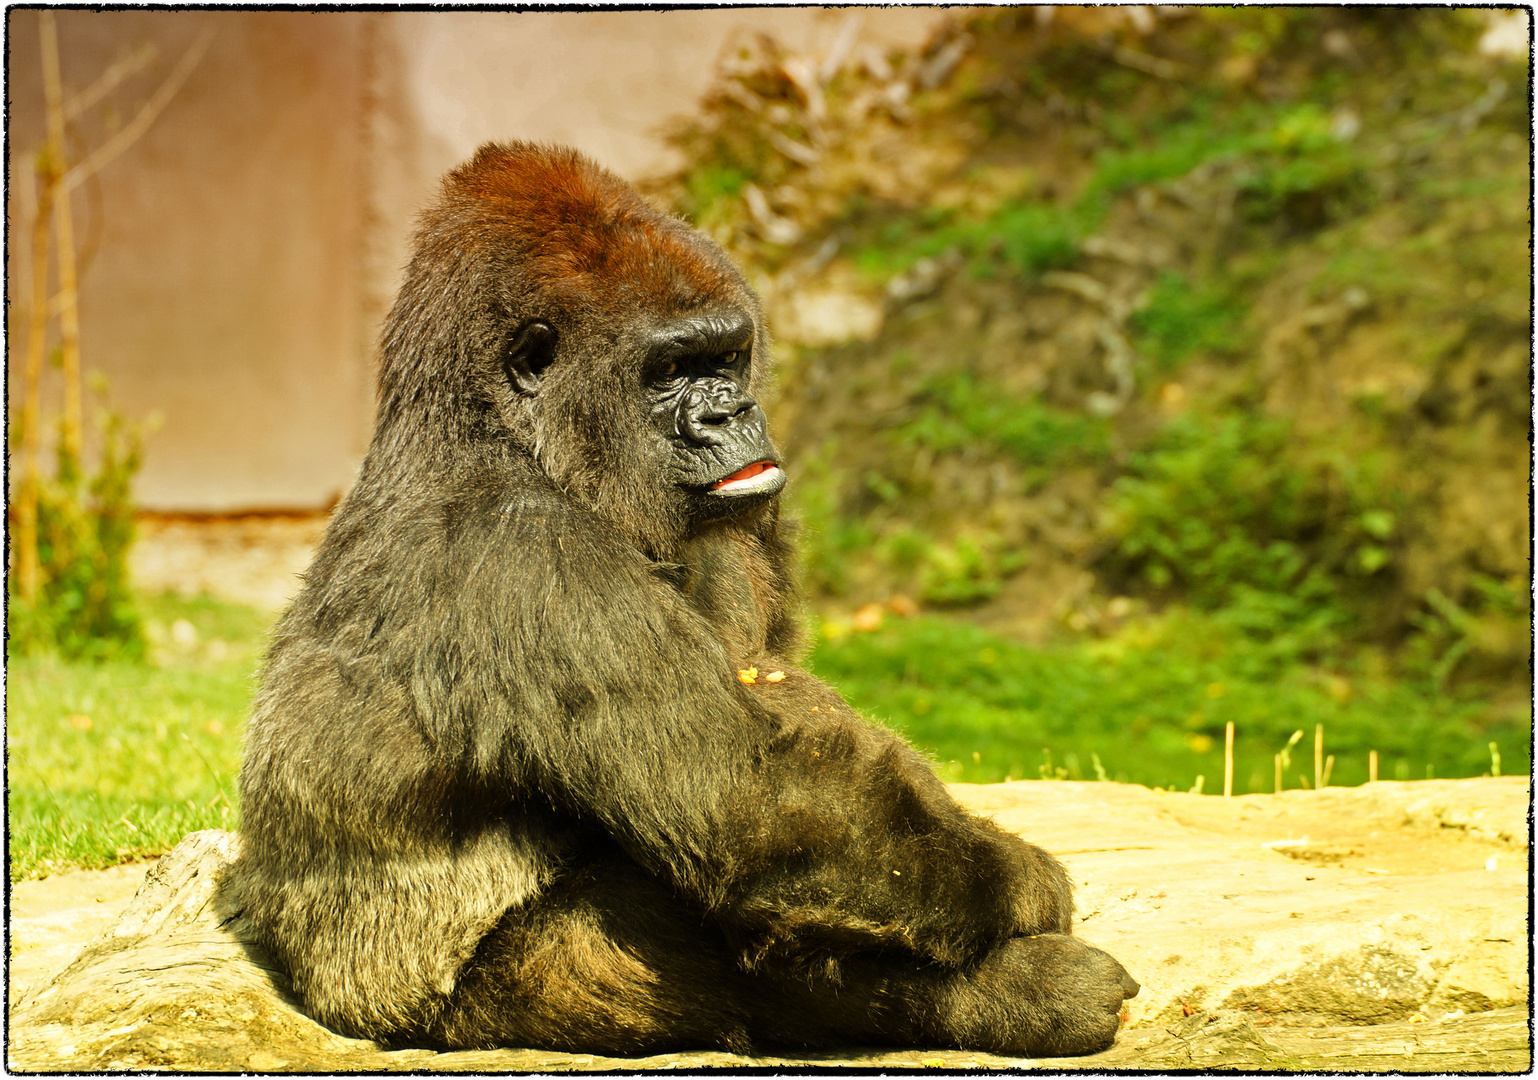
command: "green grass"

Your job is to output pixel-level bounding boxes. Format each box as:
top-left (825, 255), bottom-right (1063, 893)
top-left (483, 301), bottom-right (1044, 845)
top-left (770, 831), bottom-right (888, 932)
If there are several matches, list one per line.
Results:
top-left (809, 613), bottom-right (1526, 794)
top-left (10, 589), bottom-right (1526, 882)
top-left (7, 592), bottom-right (271, 882)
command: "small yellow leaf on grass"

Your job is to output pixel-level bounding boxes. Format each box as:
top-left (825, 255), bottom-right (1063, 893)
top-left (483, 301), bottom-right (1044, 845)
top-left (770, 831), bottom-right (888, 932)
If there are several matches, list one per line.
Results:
top-left (1408, 1013), bottom-right (1428, 1024)
top-left (921, 1058), bottom-right (946, 1069)
top-left (852, 602), bottom-right (885, 632)
top-left (765, 670), bottom-right (787, 682)
top-left (737, 667), bottom-right (758, 685)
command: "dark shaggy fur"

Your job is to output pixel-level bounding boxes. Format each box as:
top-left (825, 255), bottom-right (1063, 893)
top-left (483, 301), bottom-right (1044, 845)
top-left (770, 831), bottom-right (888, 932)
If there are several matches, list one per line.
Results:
top-left (233, 142), bottom-right (1138, 1056)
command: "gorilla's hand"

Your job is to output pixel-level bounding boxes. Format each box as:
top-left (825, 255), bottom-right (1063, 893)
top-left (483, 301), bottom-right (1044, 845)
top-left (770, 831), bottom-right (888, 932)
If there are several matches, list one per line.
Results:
top-left (932, 934), bottom-right (1139, 1057)
top-left (998, 834), bottom-right (1075, 938)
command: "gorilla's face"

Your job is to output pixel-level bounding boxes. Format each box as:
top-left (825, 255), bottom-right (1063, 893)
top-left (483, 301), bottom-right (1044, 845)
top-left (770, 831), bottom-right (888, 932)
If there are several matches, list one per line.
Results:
top-left (641, 310), bottom-right (784, 517)
top-left (499, 301), bottom-right (783, 540)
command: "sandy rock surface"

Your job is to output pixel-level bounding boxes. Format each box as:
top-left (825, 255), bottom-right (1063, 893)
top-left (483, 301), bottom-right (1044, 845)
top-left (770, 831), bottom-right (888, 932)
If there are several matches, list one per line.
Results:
top-left (8, 777), bottom-right (1529, 1072)
top-left (954, 778), bottom-right (1530, 1029)
top-left (8, 861), bottom-right (153, 1005)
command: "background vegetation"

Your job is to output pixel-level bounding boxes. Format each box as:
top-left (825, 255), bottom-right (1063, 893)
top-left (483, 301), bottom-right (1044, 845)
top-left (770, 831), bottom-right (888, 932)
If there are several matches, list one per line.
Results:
top-left (655, 6), bottom-right (1530, 789)
top-left (8, 8), bottom-right (1529, 880)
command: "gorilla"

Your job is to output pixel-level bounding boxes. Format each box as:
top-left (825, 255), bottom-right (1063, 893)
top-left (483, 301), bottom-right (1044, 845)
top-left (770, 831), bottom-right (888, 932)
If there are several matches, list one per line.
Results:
top-left (233, 142), bottom-right (1138, 1057)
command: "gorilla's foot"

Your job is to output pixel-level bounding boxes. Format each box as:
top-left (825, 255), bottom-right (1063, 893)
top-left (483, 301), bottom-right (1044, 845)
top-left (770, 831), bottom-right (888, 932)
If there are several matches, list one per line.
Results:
top-left (930, 934), bottom-right (1139, 1057)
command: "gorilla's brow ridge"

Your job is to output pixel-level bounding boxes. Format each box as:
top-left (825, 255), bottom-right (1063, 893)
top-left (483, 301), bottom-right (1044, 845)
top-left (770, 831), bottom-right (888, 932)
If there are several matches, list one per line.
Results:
top-left (647, 312), bottom-right (755, 360)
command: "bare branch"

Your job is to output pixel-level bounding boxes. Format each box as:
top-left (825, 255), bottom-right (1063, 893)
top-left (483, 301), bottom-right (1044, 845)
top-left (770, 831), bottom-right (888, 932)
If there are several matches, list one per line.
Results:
top-left (40, 8), bottom-right (85, 463)
top-left (62, 28), bottom-right (214, 193)
top-left (63, 41), bottom-right (157, 121)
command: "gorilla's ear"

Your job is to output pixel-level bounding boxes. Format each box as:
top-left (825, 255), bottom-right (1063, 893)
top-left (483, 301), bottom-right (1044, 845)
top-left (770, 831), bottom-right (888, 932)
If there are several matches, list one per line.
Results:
top-left (504, 320), bottom-right (558, 397)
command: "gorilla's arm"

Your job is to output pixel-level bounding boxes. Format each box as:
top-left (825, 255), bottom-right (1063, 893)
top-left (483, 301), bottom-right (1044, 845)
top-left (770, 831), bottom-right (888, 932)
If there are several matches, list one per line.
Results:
top-left (386, 484), bottom-right (1069, 968)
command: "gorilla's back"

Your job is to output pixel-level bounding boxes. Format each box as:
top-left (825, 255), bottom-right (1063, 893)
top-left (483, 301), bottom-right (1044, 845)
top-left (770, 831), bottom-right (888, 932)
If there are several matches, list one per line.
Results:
top-left (233, 473), bottom-right (565, 1039)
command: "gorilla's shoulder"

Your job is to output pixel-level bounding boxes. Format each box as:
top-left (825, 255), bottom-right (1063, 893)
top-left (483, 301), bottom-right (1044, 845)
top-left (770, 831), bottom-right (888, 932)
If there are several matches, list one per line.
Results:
top-left (322, 462), bottom-right (623, 564)
top-left (287, 467), bottom-right (668, 642)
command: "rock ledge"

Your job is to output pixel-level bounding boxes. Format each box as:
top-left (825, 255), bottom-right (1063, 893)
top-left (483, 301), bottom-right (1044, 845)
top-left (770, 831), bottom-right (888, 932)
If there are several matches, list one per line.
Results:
top-left (8, 778), bottom-right (1529, 1072)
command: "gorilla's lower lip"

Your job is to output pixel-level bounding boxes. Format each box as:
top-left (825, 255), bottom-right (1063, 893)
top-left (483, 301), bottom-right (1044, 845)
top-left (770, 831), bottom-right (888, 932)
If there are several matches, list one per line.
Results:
top-left (709, 461), bottom-right (784, 496)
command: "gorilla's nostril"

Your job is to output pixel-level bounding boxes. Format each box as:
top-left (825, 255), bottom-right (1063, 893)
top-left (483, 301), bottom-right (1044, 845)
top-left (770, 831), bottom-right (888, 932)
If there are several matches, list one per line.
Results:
top-left (678, 409), bottom-right (728, 447)
top-left (681, 388), bottom-right (757, 442)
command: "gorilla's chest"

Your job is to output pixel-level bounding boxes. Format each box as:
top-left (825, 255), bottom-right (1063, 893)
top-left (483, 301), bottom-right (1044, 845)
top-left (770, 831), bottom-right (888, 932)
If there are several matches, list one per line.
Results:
top-left (667, 534), bottom-right (773, 658)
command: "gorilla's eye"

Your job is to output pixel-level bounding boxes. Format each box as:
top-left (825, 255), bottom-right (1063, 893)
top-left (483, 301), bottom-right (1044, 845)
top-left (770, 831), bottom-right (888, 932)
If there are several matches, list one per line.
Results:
top-left (653, 347), bottom-right (745, 385)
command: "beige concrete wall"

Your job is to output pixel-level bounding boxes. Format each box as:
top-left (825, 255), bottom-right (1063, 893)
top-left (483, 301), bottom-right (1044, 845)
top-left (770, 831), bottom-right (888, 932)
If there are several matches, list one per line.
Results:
top-left (6, 9), bottom-right (431, 511)
top-left (6, 8), bottom-right (952, 513)
top-left (398, 7), bottom-right (957, 181)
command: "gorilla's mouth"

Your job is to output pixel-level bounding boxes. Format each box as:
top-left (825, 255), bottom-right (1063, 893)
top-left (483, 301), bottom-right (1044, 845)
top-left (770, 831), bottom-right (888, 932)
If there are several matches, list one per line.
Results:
top-left (709, 460), bottom-right (784, 496)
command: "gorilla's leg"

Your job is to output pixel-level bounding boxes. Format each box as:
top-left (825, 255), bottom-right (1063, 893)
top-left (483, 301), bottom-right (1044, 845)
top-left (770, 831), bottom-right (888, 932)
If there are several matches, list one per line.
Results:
top-left (430, 856), bottom-right (756, 1055)
top-left (432, 852), bottom-right (1137, 1058)
top-left (429, 856), bottom-right (916, 1057)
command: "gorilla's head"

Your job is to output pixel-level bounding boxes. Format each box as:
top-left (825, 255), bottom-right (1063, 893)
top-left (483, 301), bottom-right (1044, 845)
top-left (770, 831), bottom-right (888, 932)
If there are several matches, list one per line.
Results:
top-left (374, 142), bottom-right (785, 552)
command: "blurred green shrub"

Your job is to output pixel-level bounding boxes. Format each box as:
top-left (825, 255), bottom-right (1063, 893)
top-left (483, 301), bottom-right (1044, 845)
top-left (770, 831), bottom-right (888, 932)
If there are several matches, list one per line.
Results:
top-left (919, 532), bottom-right (1025, 607)
top-left (790, 443), bottom-right (877, 596)
top-left (899, 371), bottom-right (1110, 472)
top-left (680, 163), bottom-right (751, 230)
top-left (8, 398), bottom-right (146, 661)
top-left (1129, 271), bottom-right (1249, 372)
top-left (1238, 104), bottom-right (1373, 229)
top-left (1102, 413), bottom-right (1400, 656)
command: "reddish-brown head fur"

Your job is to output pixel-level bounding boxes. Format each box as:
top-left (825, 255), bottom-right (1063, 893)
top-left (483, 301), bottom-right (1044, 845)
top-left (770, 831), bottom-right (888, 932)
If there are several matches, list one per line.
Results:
top-left (446, 143), bottom-right (746, 326)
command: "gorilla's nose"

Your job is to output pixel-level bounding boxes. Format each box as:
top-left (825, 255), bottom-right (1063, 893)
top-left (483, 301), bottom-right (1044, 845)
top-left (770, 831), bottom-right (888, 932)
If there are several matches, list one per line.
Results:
top-left (1121, 970), bottom-right (1140, 999)
top-left (680, 383), bottom-right (758, 446)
